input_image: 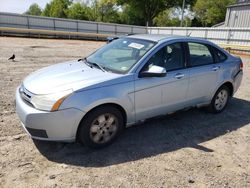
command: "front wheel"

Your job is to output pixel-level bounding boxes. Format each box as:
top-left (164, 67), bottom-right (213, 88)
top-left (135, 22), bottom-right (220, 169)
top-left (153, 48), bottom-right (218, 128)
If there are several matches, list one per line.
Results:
top-left (208, 85), bottom-right (230, 113)
top-left (78, 106), bottom-right (124, 148)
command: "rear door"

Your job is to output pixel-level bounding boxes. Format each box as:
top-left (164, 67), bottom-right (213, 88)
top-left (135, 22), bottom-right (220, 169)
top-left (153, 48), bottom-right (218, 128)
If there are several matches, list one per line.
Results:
top-left (186, 42), bottom-right (220, 104)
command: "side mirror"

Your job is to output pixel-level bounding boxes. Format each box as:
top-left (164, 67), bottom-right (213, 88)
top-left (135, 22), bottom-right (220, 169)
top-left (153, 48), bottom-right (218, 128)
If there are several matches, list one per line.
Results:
top-left (107, 36), bottom-right (119, 43)
top-left (139, 65), bottom-right (166, 78)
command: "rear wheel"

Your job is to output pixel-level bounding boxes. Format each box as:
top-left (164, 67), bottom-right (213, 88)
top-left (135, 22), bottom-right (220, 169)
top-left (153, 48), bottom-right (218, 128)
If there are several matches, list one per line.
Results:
top-left (78, 106), bottom-right (124, 148)
top-left (208, 85), bottom-right (230, 113)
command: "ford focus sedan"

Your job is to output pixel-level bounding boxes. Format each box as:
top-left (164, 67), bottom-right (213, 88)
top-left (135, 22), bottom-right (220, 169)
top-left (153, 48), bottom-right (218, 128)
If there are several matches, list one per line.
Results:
top-left (16, 34), bottom-right (243, 148)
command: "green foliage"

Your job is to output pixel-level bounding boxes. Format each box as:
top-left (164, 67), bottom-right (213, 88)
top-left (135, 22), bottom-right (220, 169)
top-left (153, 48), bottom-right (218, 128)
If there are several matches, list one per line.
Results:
top-left (117, 0), bottom-right (174, 26)
top-left (119, 4), bottom-right (144, 25)
top-left (117, 0), bottom-right (197, 26)
top-left (153, 8), bottom-right (193, 27)
top-left (153, 9), bottom-right (179, 27)
top-left (194, 0), bottom-right (236, 26)
top-left (67, 2), bottom-right (91, 20)
top-left (24, 0), bottom-right (234, 27)
top-left (25, 3), bottom-right (42, 16)
top-left (97, 0), bottom-right (120, 23)
top-left (42, 0), bottom-right (72, 18)
top-left (41, 3), bottom-right (51, 17)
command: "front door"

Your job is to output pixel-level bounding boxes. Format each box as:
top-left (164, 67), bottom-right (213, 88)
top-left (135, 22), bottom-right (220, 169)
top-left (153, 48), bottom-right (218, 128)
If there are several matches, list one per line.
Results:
top-left (134, 42), bottom-right (189, 121)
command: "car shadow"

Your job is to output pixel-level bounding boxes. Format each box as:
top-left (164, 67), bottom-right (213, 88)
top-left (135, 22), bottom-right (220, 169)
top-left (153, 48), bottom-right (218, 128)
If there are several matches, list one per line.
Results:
top-left (33, 97), bottom-right (250, 167)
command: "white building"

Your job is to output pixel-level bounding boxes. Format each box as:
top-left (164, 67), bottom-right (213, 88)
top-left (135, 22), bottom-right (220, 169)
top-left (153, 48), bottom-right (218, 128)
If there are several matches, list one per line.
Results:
top-left (224, 0), bottom-right (250, 27)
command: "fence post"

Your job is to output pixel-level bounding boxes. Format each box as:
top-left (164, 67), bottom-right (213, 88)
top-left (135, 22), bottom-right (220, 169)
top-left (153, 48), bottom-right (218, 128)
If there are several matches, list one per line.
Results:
top-left (115, 24), bottom-right (117, 35)
top-left (53, 19), bottom-right (56, 38)
top-left (186, 28), bottom-right (188, 36)
top-left (53, 19), bottom-right (56, 30)
top-left (205, 28), bottom-right (208, 39)
top-left (76, 21), bottom-right (78, 39)
top-left (96, 23), bottom-right (99, 40)
top-left (26, 16), bottom-right (30, 37)
top-left (227, 28), bottom-right (231, 44)
top-left (171, 28), bottom-right (173, 35)
top-left (131, 26), bottom-right (133, 34)
top-left (26, 16), bottom-right (30, 29)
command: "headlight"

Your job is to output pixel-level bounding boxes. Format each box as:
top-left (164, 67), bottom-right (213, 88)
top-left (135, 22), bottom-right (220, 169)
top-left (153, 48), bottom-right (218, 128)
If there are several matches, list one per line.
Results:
top-left (30, 89), bottom-right (73, 111)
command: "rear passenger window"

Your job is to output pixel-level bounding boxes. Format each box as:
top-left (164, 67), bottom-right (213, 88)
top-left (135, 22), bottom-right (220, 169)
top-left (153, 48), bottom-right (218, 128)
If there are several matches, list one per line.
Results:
top-left (188, 43), bottom-right (214, 67)
top-left (213, 48), bottom-right (227, 62)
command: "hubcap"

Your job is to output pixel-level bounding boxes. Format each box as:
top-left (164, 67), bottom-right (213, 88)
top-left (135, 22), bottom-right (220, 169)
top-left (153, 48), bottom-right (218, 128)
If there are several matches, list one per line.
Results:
top-left (214, 89), bottom-right (228, 111)
top-left (89, 113), bottom-right (118, 144)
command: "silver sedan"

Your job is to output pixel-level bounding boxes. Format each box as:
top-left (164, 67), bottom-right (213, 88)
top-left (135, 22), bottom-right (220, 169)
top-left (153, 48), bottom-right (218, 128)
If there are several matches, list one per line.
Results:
top-left (16, 34), bottom-right (243, 148)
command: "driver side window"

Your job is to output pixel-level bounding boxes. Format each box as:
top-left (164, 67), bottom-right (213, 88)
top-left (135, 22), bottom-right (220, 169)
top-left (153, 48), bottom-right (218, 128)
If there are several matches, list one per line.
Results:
top-left (142, 42), bottom-right (184, 72)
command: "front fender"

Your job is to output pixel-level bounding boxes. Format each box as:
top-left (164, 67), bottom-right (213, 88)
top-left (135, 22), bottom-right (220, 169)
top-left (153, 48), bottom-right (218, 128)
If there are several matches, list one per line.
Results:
top-left (61, 81), bottom-right (135, 125)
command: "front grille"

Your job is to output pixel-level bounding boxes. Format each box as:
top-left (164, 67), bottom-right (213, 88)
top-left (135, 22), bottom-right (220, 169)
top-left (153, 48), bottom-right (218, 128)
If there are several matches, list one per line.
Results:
top-left (19, 85), bottom-right (34, 107)
top-left (26, 127), bottom-right (48, 138)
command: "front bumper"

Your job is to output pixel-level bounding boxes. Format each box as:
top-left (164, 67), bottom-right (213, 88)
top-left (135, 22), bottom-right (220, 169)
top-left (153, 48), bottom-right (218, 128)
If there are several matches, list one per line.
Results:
top-left (15, 88), bottom-right (84, 142)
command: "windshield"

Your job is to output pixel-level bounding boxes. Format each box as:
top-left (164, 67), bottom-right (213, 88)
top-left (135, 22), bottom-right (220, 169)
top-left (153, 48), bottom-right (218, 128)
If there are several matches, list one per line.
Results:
top-left (87, 38), bottom-right (156, 74)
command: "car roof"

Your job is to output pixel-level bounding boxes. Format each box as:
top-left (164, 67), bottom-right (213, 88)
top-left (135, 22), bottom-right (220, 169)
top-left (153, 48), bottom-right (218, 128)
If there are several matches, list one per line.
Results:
top-left (125, 34), bottom-right (231, 56)
top-left (127, 34), bottom-right (207, 43)
top-left (127, 34), bottom-right (186, 42)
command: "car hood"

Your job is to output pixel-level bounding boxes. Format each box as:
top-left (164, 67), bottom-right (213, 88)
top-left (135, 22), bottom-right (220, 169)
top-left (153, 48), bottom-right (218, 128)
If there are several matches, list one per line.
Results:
top-left (23, 60), bottom-right (121, 94)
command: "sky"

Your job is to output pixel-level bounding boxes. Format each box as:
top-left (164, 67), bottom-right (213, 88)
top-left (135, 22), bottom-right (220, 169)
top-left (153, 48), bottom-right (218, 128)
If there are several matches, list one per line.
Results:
top-left (0, 0), bottom-right (51, 14)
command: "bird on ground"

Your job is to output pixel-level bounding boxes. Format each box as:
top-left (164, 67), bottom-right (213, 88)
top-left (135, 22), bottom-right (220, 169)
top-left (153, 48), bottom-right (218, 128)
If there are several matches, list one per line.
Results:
top-left (8, 54), bottom-right (15, 61)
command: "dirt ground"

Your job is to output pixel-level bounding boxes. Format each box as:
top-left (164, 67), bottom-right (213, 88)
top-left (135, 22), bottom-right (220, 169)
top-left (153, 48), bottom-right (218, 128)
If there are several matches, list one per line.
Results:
top-left (0, 37), bottom-right (250, 188)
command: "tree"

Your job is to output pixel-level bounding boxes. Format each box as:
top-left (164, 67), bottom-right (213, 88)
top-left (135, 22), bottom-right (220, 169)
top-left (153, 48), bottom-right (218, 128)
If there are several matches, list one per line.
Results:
top-left (153, 7), bottom-right (193, 27)
top-left (194, 0), bottom-right (236, 26)
top-left (42, 3), bottom-right (51, 17)
top-left (42, 0), bottom-right (72, 18)
top-left (117, 0), bottom-right (182, 26)
top-left (119, 4), bottom-right (145, 25)
top-left (87, 0), bottom-right (121, 23)
top-left (25, 3), bottom-right (42, 16)
top-left (117, 0), bottom-right (168, 26)
top-left (153, 9), bottom-right (180, 27)
top-left (67, 2), bottom-right (91, 20)
top-left (88, 0), bottom-right (99, 21)
top-left (97, 0), bottom-right (120, 23)
top-left (117, 0), bottom-right (197, 26)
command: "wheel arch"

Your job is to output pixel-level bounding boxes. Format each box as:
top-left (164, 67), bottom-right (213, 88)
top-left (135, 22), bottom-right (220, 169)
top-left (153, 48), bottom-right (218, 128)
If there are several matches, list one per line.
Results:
top-left (221, 81), bottom-right (234, 96)
top-left (212, 81), bottom-right (234, 99)
top-left (221, 81), bottom-right (234, 97)
top-left (76, 103), bottom-right (127, 140)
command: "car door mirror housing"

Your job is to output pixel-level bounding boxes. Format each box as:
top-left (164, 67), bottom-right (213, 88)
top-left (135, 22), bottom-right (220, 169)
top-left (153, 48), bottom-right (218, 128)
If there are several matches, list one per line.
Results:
top-left (139, 65), bottom-right (167, 78)
top-left (106, 36), bottom-right (119, 43)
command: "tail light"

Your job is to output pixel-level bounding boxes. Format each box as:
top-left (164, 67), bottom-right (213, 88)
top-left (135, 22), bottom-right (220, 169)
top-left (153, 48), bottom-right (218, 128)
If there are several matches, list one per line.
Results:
top-left (240, 61), bottom-right (243, 70)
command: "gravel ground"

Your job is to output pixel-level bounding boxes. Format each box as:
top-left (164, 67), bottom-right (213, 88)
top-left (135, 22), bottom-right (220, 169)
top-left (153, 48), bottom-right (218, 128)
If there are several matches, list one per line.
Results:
top-left (0, 37), bottom-right (250, 188)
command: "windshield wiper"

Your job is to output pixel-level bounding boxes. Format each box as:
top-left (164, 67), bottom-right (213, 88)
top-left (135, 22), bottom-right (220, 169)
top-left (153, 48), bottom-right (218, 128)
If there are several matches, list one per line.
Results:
top-left (78, 57), bottom-right (93, 68)
top-left (78, 57), bottom-right (106, 72)
top-left (89, 62), bottom-right (106, 72)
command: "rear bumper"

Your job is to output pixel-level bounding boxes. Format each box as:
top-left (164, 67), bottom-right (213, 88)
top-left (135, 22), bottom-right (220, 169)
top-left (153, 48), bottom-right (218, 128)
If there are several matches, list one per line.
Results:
top-left (15, 88), bottom-right (84, 142)
top-left (233, 70), bottom-right (243, 95)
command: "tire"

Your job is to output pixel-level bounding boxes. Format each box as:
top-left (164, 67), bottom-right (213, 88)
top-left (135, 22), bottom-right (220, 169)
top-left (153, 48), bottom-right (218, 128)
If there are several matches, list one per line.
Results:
top-left (78, 106), bottom-right (124, 148)
top-left (208, 85), bottom-right (230, 113)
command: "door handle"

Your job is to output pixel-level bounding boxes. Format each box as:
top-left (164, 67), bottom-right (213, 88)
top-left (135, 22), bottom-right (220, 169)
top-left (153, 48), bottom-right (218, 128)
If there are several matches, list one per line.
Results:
top-left (174, 73), bottom-right (185, 79)
top-left (212, 66), bottom-right (220, 71)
